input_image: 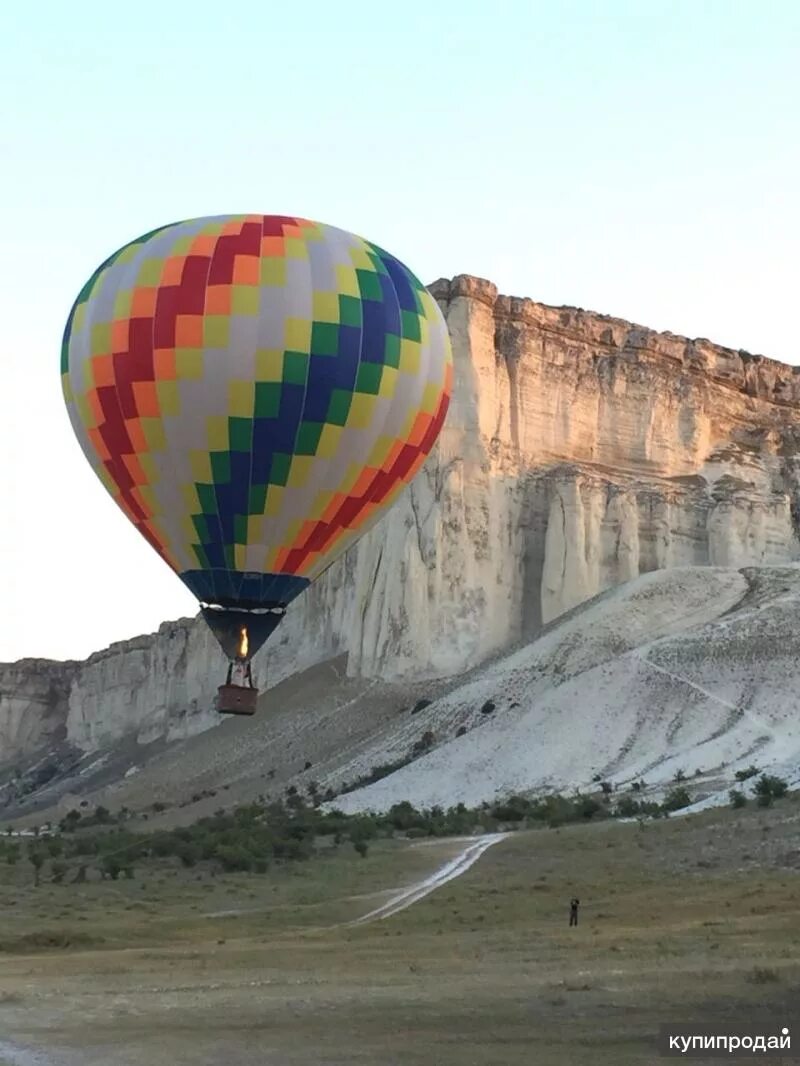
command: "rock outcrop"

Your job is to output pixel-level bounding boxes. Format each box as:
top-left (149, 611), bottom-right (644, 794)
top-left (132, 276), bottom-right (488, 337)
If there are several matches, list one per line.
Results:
top-left (3, 275), bottom-right (800, 760)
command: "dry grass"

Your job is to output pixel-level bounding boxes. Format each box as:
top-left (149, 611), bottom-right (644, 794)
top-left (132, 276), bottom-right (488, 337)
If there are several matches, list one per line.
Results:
top-left (0, 804), bottom-right (798, 1065)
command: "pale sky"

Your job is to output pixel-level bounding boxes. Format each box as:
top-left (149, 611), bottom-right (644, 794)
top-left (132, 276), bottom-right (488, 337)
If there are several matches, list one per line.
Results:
top-left (2, 0), bottom-right (799, 663)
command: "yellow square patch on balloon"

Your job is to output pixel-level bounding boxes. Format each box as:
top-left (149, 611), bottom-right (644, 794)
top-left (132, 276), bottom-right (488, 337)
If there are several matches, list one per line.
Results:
top-left (285, 317), bottom-right (311, 350)
top-left (284, 237), bottom-right (308, 259)
top-left (423, 381), bottom-right (444, 414)
top-left (206, 416), bottom-right (228, 451)
top-left (189, 450), bottom-right (213, 481)
top-left (255, 349), bottom-right (284, 382)
top-left (247, 515), bottom-right (264, 544)
top-left (75, 394), bottom-right (93, 429)
top-left (264, 485), bottom-right (285, 517)
top-left (347, 393), bottom-right (378, 430)
top-left (348, 246), bottom-right (374, 270)
top-left (378, 365), bottom-right (398, 398)
top-left (141, 418), bottom-right (166, 452)
top-left (113, 289), bottom-right (133, 319)
top-left (156, 380), bottom-right (180, 416)
top-left (309, 489), bottom-right (334, 521)
top-left (312, 291), bottom-right (340, 323)
top-left (203, 316), bottom-right (230, 348)
top-left (71, 302), bottom-right (88, 336)
top-left (337, 462), bottom-right (364, 496)
top-left (228, 380), bottom-right (254, 416)
top-left (231, 286), bottom-right (260, 315)
top-left (367, 435), bottom-right (393, 468)
top-left (286, 455), bottom-right (314, 488)
top-left (181, 484), bottom-right (201, 512)
top-left (137, 259), bottom-right (164, 286)
top-left (335, 265), bottom-right (359, 298)
top-left (91, 322), bottom-right (112, 357)
top-left (316, 423), bottom-right (343, 459)
top-left (115, 244), bottom-right (140, 265)
top-left (175, 349), bottom-right (204, 379)
top-left (399, 338), bottom-right (421, 374)
top-left (260, 258), bottom-right (286, 286)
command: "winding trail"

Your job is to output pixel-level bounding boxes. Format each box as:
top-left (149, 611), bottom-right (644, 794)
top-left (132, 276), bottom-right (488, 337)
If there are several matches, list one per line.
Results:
top-left (636, 655), bottom-right (775, 740)
top-left (347, 832), bottom-right (509, 925)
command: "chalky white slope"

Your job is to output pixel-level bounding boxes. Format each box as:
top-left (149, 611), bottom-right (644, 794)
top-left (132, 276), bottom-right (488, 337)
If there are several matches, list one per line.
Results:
top-left (330, 565), bottom-right (800, 813)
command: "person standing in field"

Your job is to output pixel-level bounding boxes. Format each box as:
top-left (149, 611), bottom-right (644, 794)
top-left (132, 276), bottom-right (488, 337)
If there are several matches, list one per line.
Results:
top-left (569, 897), bottom-right (580, 927)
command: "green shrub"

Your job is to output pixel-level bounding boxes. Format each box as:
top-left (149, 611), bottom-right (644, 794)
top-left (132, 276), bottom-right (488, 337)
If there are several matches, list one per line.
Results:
top-left (729, 789), bottom-right (747, 809)
top-left (661, 787), bottom-right (692, 813)
top-left (752, 774), bottom-right (788, 807)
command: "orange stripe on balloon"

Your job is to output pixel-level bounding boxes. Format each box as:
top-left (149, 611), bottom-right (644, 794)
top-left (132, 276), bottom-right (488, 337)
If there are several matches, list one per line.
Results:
top-left (351, 465), bottom-right (378, 498)
top-left (292, 519), bottom-right (318, 551)
top-left (175, 314), bottom-right (204, 347)
top-left (87, 389), bottom-right (104, 426)
top-left (408, 411), bottom-right (433, 448)
top-left (260, 236), bottom-right (285, 257)
top-left (130, 287), bottom-right (158, 317)
top-left (88, 426), bottom-right (111, 461)
top-left (381, 439), bottom-right (404, 472)
top-left (402, 452), bottom-right (427, 484)
top-left (321, 492), bottom-right (347, 524)
top-left (132, 380), bottom-right (161, 418)
top-left (123, 454), bottom-right (149, 486)
top-left (111, 319), bottom-right (129, 351)
top-left (190, 235), bottom-right (217, 255)
top-left (160, 256), bottom-right (186, 285)
top-left (272, 547), bottom-right (291, 572)
top-left (222, 219), bottom-right (246, 236)
top-left (204, 286), bottom-right (231, 315)
top-left (153, 348), bottom-right (177, 380)
top-left (233, 256), bottom-right (260, 284)
top-left (125, 418), bottom-right (148, 454)
top-left (92, 353), bottom-right (115, 387)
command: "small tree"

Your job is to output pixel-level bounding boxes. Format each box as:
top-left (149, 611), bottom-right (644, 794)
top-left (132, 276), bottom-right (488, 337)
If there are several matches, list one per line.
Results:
top-left (60, 810), bottom-right (81, 833)
top-left (29, 849), bottom-right (45, 887)
top-left (754, 774), bottom-right (788, 808)
top-left (353, 839), bottom-right (369, 858)
top-left (729, 789), bottom-right (747, 809)
top-left (662, 786), bottom-right (692, 813)
top-left (615, 796), bottom-right (640, 818)
top-left (100, 856), bottom-right (123, 881)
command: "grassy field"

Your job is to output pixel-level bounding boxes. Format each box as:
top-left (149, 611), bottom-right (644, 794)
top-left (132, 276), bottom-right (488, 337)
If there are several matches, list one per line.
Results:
top-left (0, 801), bottom-right (799, 1065)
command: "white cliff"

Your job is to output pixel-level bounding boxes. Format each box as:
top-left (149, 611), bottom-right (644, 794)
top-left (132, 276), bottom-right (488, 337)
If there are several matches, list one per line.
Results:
top-left (3, 275), bottom-right (800, 760)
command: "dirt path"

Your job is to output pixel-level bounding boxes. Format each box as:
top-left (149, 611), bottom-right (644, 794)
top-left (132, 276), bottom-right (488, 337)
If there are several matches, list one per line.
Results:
top-left (347, 832), bottom-right (508, 925)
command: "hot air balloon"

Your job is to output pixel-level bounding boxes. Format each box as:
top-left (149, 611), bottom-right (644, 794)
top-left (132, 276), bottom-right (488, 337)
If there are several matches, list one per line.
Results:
top-left (61, 215), bottom-right (452, 715)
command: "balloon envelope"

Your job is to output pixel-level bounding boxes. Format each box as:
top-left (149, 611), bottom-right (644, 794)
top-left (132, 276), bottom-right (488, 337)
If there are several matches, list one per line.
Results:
top-left (61, 214), bottom-right (452, 649)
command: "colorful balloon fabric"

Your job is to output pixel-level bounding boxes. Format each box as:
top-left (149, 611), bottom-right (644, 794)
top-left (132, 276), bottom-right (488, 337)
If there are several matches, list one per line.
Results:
top-left (61, 215), bottom-right (453, 614)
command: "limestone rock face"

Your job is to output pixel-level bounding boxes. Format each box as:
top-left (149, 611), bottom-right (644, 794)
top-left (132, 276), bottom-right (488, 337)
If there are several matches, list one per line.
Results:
top-left (0, 660), bottom-right (77, 762)
top-left (3, 275), bottom-right (800, 759)
top-left (336, 275), bottom-right (800, 677)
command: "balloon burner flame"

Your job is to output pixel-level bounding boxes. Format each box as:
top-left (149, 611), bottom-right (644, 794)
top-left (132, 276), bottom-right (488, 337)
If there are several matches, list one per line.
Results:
top-left (238, 626), bottom-right (249, 659)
